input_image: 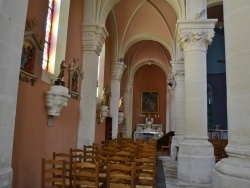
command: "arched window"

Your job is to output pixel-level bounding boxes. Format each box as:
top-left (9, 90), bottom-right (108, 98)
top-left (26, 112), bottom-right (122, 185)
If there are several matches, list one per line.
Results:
top-left (42, 0), bottom-right (70, 82)
top-left (42, 0), bottom-right (54, 71)
top-left (97, 45), bottom-right (106, 102)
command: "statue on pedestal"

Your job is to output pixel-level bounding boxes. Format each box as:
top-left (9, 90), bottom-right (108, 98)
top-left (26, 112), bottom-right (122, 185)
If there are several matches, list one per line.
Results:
top-left (100, 87), bottom-right (111, 106)
top-left (55, 60), bottom-right (67, 86)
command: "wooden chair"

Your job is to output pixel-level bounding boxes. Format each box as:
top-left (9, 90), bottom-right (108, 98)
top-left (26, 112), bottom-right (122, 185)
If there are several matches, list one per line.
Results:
top-left (72, 161), bottom-right (104, 188)
top-left (95, 149), bottom-right (109, 185)
top-left (134, 155), bottom-right (156, 188)
top-left (161, 135), bottom-right (172, 156)
top-left (70, 148), bottom-right (84, 164)
top-left (106, 156), bottom-right (135, 188)
top-left (69, 148), bottom-right (84, 187)
top-left (42, 158), bottom-right (66, 188)
top-left (53, 152), bottom-right (71, 187)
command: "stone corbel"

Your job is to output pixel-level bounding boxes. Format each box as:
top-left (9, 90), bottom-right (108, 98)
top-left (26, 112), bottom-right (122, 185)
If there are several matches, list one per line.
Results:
top-left (45, 85), bottom-right (71, 116)
top-left (97, 105), bottom-right (109, 123)
top-left (118, 111), bottom-right (124, 124)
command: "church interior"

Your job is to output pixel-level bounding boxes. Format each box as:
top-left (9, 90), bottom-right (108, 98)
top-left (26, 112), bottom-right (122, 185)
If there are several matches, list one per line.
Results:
top-left (1, 0), bottom-right (250, 187)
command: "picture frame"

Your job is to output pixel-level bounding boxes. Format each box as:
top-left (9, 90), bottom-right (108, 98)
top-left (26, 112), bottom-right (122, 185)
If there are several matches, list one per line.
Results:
top-left (68, 57), bottom-right (83, 100)
top-left (141, 91), bottom-right (159, 113)
top-left (19, 31), bottom-right (42, 85)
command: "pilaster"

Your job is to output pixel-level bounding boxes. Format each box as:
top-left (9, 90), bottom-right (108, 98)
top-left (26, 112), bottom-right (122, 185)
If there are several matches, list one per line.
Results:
top-left (168, 76), bottom-right (176, 133)
top-left (110, 61), bottom-right (126, 139)
top-left (122, 80), bottom-right (133, 138)
top-left (170, 60), bottom-right (185, 160)
top-left (78, 24), bottom-right (108, 146)
top-left (177, 19), bottom-right (217, 185)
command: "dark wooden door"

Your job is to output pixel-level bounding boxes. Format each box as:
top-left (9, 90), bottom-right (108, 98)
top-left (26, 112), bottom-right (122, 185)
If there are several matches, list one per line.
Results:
top-left (105, 117), bottom-right (112, 140)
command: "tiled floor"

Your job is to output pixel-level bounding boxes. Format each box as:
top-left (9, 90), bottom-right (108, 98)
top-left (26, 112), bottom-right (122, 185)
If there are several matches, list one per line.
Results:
top-left (158, 154), bottom-right (212, 188)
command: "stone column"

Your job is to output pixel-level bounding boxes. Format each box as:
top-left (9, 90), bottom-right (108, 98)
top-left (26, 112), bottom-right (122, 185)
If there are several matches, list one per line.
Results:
top-left (212, 1), bottom-right (250, 187)
top-left (110, 61), bottom-right (126, 139)
top-left (177, 19), bottom-right (217, 185)
top-left (79, 24), bottom-right (108, 146)
top-left (170, 61), bottom-right (185, 160)
top-left (0, 0), bottom-right (28, 186)
top-left (122, 80), bottom-right (133, 138)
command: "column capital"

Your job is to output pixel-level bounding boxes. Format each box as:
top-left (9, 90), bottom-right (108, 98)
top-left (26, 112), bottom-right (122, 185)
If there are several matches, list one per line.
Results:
top-left (111, 61), bottom-right (127, 81)
top-left (177, 20), bottom-right (217, 52)
top-left (82, 24), bottom-right (109, 55)
top-left (122, 80), bottom-right (133, 93)
top-left (170, 60), bottom-right (185, 80)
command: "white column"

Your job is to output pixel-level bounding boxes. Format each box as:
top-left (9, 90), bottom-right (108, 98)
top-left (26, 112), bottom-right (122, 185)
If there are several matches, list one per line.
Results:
top-left (122, 80), bottom-right (133, 138)
top-left (168, 82), bottom-right (176, 132)
top-left (177, 19), bottom-right (217, 185)
top-left (212, 1), bottom-right (250, 187)
top-left (110, 61), bottom-right (126, 139)
top-left (0, 0), bottom-right (28, 186)
top-left (170, 61), bottom-right (185, 160)
top-left (79, 25), bottom-right (108, 146)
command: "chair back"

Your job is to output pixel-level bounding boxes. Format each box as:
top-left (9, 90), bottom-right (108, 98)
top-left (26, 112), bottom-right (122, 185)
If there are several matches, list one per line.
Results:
top-left (42, 158), bottom-right (66, 188)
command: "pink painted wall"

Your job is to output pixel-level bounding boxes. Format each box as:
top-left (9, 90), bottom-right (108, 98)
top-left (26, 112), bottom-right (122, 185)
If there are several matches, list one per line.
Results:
top-left (132, 64), bottom-right (167, 133)
top-left (12, 0), bottom-right (83, 187)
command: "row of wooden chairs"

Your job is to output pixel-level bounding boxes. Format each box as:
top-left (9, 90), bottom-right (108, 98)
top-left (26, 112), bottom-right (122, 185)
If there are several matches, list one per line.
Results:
top-left (209, 139), bottom-right (228, 162)
top-left (42, 138), bottom-right (157, 188)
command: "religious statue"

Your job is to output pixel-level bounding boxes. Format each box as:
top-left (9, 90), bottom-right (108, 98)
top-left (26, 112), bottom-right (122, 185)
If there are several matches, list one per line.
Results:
top-left (54, 60), bottom-right (67, 86)
top-left (101, 87), bottom-right (111, 105)
top-left (57, 60), bottom-right (67, 81)
top-left (119, 97), bottom-right (123, 112)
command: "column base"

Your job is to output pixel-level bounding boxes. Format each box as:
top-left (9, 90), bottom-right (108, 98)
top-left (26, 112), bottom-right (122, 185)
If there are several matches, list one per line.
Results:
top-left (171, 135), bottom-right (184, 160)
top-left (212, 157), bottom-right (250, 188)
top-left (178, 140), bottom-right (215, 184)
top-left (0, 167), bottom-right (12, 188)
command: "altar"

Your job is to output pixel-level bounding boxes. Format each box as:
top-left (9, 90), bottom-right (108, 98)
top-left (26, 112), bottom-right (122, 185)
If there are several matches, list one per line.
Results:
top-left (133, 123), bottom-right (164, 142)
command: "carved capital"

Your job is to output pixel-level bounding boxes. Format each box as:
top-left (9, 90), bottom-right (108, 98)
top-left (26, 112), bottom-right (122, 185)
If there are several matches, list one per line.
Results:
top-left (82, 24), bottom-right (109, 55)
top-left (178, 29), bottom-right (215, 52)
top-left (177, 19), bottom-right (217, 52)
top-left (171, 60), bottom-right (184, 80)
top-left (122, 80), bottom-right (133, 93)
top-left (174, 71), bottom-right (185, 81)
top-left (110, 61), bottom-right (126, 81)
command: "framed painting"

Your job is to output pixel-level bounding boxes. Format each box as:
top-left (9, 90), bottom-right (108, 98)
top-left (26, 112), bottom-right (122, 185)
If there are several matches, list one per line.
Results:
top-left (19, 31), bottom-right (43, 85)
top-left (68, 57), bottom-right (83, 100)
top-left (141, 91), bottom-right (159, 113)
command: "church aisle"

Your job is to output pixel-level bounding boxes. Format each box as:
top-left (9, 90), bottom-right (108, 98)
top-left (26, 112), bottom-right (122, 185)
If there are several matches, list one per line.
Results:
top-left (158, 155), bottom-right (212, 188)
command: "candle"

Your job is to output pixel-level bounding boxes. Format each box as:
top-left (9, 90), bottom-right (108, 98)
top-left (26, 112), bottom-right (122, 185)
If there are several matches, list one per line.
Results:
top-left (158, 115), bottom-right (160, 118)
top-left (140, 114), bottom-right (142, 117)
top-left (155, 115), bottom-right (156, 118)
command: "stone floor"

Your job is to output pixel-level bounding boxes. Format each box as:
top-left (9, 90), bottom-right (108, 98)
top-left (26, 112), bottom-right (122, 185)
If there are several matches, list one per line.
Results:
top-left (158, 153), bottom-right (212, 188)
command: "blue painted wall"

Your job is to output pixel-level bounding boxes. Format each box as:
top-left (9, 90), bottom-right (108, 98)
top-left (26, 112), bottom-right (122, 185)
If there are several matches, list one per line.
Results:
top-left (207, 28), bottom-right (226, 74)
top-left (206, 28), bottom-right (228, 130)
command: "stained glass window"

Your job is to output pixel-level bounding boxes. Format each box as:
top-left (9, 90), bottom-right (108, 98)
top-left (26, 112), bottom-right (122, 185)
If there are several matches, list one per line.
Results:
top-left (42, 0), bottom-right (54, 70)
